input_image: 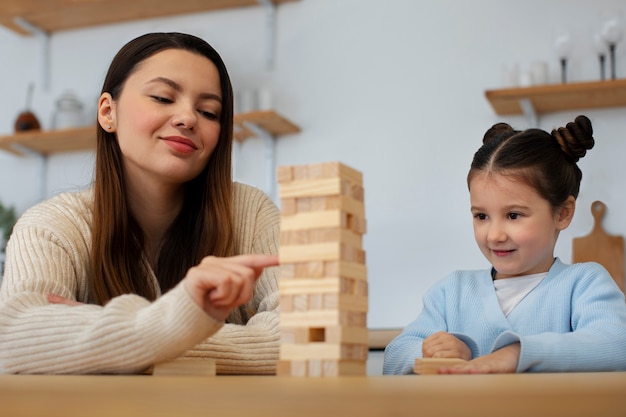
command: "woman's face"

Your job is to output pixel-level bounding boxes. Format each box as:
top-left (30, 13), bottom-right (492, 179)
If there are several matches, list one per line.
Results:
top-left (99, 48), bottom-right (222, 188)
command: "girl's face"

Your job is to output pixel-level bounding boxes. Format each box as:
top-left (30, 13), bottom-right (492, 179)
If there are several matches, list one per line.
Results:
top-left (469, 172), bottom-right (574, 279)
top-left (98, 48), bottom-right (222, 188)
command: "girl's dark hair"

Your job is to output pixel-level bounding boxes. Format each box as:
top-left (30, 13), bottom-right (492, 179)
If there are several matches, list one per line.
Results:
top-left (89, 32), bottom-right (235, 305)
top-left (467, 115), bottom-right (595, 210)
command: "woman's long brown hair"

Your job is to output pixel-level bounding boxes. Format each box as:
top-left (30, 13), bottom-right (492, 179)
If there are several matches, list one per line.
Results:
top-left (89, 33), bottom-right (235, 305)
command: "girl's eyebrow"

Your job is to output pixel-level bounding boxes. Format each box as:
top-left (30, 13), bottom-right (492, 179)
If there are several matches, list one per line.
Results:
top-left (147, 76), bottom-right (222, 103)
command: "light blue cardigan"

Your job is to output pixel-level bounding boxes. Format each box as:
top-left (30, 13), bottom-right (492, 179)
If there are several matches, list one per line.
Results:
top-left (383, 259), bottom-right (626, 374)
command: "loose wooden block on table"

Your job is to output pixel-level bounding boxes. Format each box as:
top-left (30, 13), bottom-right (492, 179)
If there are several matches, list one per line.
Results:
top-left (414, 358), bottom-right (467, 375)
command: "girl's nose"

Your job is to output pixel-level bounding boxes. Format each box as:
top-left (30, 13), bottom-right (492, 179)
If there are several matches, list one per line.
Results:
top-left (487, 222), bottom-right (506, 243)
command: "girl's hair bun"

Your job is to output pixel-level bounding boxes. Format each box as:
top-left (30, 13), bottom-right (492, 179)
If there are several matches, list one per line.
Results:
top-left (551, 115), bottom-right (595, 162)
top-left (482, 122), bottom-right (517, 144)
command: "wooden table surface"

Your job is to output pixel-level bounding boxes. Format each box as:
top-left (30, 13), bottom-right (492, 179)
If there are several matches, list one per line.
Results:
top-left (1, 372), bottom-right (625, 417)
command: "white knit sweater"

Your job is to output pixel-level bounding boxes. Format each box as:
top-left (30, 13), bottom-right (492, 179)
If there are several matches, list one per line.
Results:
top-left (0, 182), bottom-right (280, 375)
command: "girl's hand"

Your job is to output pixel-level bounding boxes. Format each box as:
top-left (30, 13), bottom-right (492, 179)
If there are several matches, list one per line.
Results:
top-left (422, 331), bottom-right (472, 360)
top-left (183, 254), bottom-right (279, 322)
top-left (437, 343), bottom-right (520, 374)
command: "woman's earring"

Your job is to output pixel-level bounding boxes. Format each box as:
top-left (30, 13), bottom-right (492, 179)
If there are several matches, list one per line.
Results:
top-left (106, 125), bottom-right (111, 130)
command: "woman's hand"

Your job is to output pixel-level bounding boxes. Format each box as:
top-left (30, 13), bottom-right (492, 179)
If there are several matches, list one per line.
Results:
top-left (47, 293), bottom-right (83, 306)
top-left (183, 254), bottom-right (279, 322)
top-left (422, 331), bottom-right (472, 361)
top-left (437, 343), bottom-right (520, 374)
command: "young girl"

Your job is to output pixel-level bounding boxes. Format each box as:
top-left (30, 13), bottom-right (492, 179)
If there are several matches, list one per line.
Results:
top-left (383, 115), bottom-right (626, 374)
top-left (0, 33), bottom-right (280, 374)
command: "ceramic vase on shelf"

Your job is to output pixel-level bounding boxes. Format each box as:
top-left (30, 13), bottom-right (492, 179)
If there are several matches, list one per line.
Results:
top-left (13, 83), bottom-right (41, 133)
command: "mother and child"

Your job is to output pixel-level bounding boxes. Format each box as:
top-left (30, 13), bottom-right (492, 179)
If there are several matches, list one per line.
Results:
top-left (0, 32), bottom-right (625, 375)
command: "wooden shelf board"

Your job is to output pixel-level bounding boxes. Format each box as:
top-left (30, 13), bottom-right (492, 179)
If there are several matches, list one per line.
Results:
top-left (485, 78), bottom-right (626, 116)
top-left (0, 0), bottom-right (298, 35)
top-left (0, 110), bottom-right (299, 156)
top-left (0, 125), bottom-right (96, 156)
top-left (234, 110), bottom-right (301, 142)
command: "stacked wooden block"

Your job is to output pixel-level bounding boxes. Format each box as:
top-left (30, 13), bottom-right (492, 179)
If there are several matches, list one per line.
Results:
top-left (276, 162), bottom-right (368, 377)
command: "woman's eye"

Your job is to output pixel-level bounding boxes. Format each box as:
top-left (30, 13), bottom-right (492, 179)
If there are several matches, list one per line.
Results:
top-left (199, 110), bottom-right (218, 120)
top-left (151, 95), bottom-right (172, 104)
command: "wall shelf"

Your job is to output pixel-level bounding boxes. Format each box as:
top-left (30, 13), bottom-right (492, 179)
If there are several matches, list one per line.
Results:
top-left (0, 110), bottom-right (299, 157)
top-left (0, 0), bottom-right (298, 35)
top-left (0, 125), bottom-right (96, 157)
top-left (485, 79), bottom-right (626, 125)
top-left (234, 110), bottom-right (300, 142)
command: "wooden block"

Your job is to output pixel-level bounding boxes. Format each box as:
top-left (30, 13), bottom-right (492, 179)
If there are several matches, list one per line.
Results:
top-left (281, 209), bottom-right (345, 231)
top-left (293, 164), bottom-right (310, 181)
top-left (279, 277), bottom-right (364, 296)
top-left (321, 359), bottom-right (366, 376)
top-left (279, 260), bottom-right (368, 281)
top-left (324, 326), bottom-right (369, 345)
top-left (292, 195), bottom-right (365, 217)
top-left (151, 358), bottom-right (216, 377)
top-left (322, 293), bottom-right (368, 312)
top-left (277, 359), bottom-right (366, 377)
top-left (324, 261), bottom-right (368, 281)
top-left (281, 228), bottom-right (363, 249)
top-left (280, 198), bottom-right (297, 215)
top-left (276, 165), bottom-right (293, 183)
top-left (280, 327), bottom-right (311, 344)
top-left (278, 162), bottom-right (363, 184)
top-left (281, 210), bottom-right (366, 235)
top-left (279, 292), bottom-right (367, 313)
top-left (280, 342), bottom-right (368, 361)
top-left (280, 310), bottom-right (367, 327)
top-left (279, 242), bottom-right (366, 264)
top-left (276, 359), bottom-right (307, 377)
top-left (280, 326), bottom-right (367, 346)
top-left (413, 358), bottom-right (468, 375)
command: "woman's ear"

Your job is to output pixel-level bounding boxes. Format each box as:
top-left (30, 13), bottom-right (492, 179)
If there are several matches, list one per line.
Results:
top-left (557, 196), bottom-right (576, 230)
top-left (97, 92), bottom-right (116, 132)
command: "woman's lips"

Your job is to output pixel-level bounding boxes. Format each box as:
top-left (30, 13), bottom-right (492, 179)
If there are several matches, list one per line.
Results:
top-left (162, 136), bottom-right (198, 153)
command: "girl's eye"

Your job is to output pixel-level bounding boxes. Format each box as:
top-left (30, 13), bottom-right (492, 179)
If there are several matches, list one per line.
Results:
top-left (508, 212), bottom-right (520, 220)
top-left (474, 213), bottom-right (487, 220)
top-left (151, 95), bottom-right (172, 104)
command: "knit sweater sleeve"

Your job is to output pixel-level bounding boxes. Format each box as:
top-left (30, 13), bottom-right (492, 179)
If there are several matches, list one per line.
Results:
top-left (182, 183), bottom-right (281, 375)
top-left (0, 192), bottom-right (223, 374)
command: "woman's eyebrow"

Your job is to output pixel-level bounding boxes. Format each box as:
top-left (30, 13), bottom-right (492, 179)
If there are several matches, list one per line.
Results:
top-left (148, 76), bottom-right (222, 102)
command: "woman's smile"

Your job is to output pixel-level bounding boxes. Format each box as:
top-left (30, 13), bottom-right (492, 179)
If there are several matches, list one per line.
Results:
top-left (161, 135), bottom-right (198, 154)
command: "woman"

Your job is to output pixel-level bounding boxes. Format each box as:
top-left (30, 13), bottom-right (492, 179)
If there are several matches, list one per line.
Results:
top-left (0, 32), bottom-right (281, 375)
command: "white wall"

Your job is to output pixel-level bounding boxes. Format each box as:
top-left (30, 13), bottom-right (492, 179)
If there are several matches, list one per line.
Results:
top-left (1, 0), bottom-right (625, 328)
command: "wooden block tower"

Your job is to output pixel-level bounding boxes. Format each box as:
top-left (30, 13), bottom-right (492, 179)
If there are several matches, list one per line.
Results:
top-left (276, 162), bottom-right (368, 377)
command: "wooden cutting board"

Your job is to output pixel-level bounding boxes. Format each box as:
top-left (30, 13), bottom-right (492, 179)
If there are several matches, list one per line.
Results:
top-left (572, 200), bottom-right (624, 292)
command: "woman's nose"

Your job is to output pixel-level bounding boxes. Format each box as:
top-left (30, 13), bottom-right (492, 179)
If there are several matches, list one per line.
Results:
top-left (171, 104), bottom-right (197, 130)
